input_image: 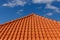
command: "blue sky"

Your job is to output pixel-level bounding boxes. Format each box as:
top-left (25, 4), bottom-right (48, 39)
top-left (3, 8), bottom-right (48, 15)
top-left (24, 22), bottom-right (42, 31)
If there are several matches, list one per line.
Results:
top-left (0, 0), bottom-right (60, 24)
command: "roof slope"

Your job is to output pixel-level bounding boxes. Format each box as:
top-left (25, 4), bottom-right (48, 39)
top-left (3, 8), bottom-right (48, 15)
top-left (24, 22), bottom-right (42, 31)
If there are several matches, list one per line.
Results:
top-left (0, 14), bottom-right (60, 40)
top-left (58, 22), bottom-right (60, 26)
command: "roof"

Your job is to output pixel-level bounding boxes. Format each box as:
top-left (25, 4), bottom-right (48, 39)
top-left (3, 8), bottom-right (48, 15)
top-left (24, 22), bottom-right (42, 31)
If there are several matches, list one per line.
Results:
top-left (58, 22), bottom-right (60, 26)
top-left (0, 13), bottom-right (60, 40)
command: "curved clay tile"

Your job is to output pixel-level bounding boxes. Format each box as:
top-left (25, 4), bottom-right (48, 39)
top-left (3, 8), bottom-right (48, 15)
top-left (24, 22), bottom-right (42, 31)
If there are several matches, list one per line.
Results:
top-left (57, 22), bottom-right (60, 26)
top-left (0, 13), bottom-right (60, 40)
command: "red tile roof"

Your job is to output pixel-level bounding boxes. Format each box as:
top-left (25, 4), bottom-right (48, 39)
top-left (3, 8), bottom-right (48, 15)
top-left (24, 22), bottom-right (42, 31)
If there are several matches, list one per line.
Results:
top-left (58, 22), bottom-right (60, 26)
top-left (0, 13), bottom-right (60, 40)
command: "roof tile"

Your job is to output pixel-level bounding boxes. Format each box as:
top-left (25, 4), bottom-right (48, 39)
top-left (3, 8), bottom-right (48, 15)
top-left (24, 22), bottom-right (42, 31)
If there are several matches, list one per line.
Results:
top-left (0, 14), bottom-right (60, 40)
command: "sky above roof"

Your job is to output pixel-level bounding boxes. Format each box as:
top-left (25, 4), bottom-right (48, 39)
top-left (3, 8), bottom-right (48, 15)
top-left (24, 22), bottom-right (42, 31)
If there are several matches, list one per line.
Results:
top-left (0, 0), bottom-right (60, 24)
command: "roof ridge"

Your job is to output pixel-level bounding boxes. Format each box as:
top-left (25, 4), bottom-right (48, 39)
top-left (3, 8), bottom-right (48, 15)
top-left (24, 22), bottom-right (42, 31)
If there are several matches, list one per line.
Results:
top-left (0, 13), bottom-right (59, 25)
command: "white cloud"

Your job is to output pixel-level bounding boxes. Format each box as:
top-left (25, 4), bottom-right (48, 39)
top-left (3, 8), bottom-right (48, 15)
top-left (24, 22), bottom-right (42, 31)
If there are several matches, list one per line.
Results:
top-left (46, 4), bottom-right (59, 9)
top-left (17, 9), bottom-right (24, 15)
top-left (43, 13), bottom-right (53, 17)
top-left (55, 9), bottom-right (60, 13)
top-left (17, 9), bottom-right (24, 13)
top-left (46, 4), bottom-right (60, 13)
top-left (14, 0), bottom-right (26, 6)
top-left (32, 0), bottom-right (55, 3)
top-left (46, 13), bottom-right (53, 16)
top-left (32, 0), bottom-right (60, 3)
top-left (19, 9), bottom-right (24, 12)
top-left (57, 0), bottom-right (60, 1)
top-left (2, 2), bottom-right (16, 7)
top-left (2, 0), bottom-right (26, 7)
top-left (43, 13), bottom-right (53, 18)
top-left (2, 0), bottom-right (60, 7)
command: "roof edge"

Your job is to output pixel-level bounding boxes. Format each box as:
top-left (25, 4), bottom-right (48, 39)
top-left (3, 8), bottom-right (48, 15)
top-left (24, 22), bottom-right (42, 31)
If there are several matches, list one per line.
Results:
top-left (0, 13), bottom-right (59, 25)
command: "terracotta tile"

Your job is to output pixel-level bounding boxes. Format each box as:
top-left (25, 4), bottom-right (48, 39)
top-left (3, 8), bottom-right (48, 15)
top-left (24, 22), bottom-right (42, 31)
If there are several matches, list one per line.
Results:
top-left (0, 13), bottom-right (60, 40)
